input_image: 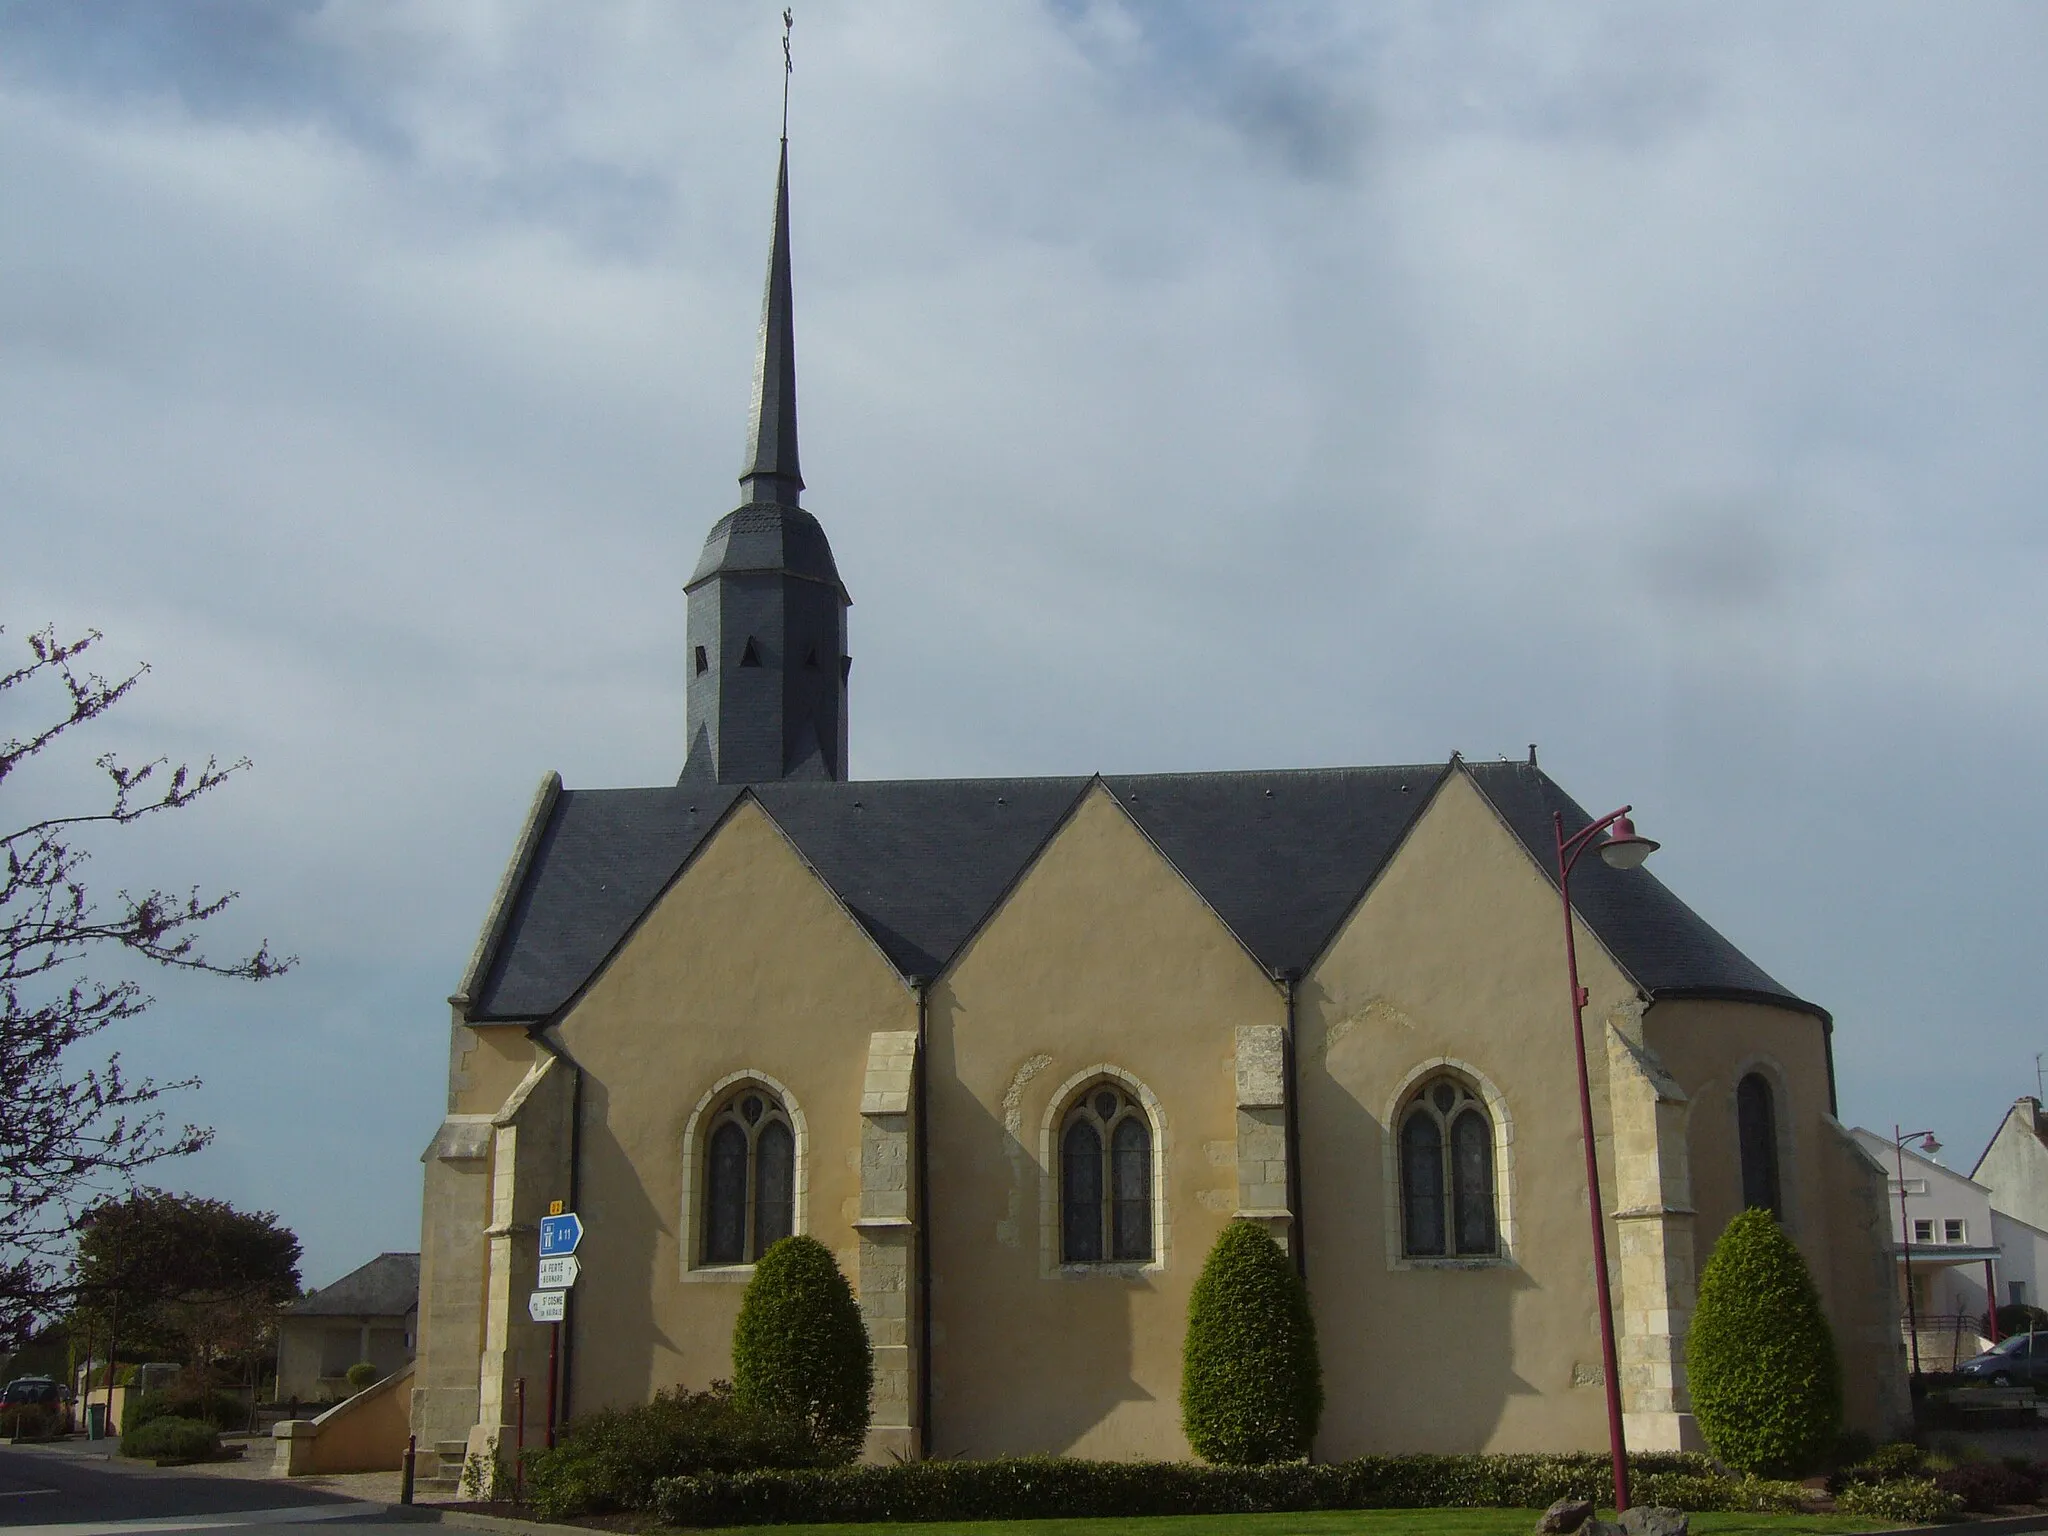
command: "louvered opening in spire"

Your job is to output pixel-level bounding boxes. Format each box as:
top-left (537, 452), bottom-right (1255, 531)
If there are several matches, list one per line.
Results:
top-left (740, 140), bottom-right (803, 507)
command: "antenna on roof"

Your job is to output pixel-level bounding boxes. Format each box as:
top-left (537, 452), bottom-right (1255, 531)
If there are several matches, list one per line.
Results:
top-left (781, 8), bottom-right (794, 140)
top-left (2036, 1052), bottom-right (2043, 1104)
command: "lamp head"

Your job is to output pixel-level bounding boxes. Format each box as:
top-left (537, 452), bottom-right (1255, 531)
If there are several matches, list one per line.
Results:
top-left (1920, 1133), bottom-right (1942, 1158)
top-left (1597, 812), bottom-right (1660, 871)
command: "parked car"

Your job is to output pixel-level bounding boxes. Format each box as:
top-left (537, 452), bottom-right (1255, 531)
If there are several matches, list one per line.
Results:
top-left (1, 1376), bottom-right (73, 1431)
top-left (1957, 1332), bottom-right (2048, 1387)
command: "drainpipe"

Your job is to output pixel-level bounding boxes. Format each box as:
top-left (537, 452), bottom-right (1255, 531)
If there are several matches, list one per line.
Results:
top-left (913, 979), bottom-right (933, 1460)
top-left (1278, 970), bottom-right (1307, 1281)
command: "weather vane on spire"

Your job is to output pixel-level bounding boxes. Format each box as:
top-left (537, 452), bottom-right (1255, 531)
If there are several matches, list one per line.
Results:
top-left (781, 9), bottom-right (793, 140)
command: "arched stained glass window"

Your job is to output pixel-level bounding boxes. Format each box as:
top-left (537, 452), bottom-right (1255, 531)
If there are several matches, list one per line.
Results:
top-left (1061, 1084), bottom-right (1154, 1264)
top-left (701, 1087), bottom-right (796, 1264)
top-left (1737, 1072), bottom-right (1782, 1217)
top-left (1399, 1075), bottom-right (1499, 1259)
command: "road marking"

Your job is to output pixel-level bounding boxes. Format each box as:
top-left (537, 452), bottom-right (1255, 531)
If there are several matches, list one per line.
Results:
top-left (0, 1487), bottom-right (60, 1497)
top-left (5, 1501), bottom-right (378, 1536)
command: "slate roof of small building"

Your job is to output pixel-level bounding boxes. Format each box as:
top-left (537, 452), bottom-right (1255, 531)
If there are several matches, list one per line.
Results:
top-left (465, 760), bottom-right (1822, 1026)
top-left (283, 1252), bottom-right (421, 1318)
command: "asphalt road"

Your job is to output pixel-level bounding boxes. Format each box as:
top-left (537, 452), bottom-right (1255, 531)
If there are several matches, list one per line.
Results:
top-left (0, 1443), bottom-right (416, 1535)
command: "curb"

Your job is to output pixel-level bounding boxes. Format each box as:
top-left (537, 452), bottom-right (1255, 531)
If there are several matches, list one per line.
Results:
top-left (1861, 1518), bottom-right (2048, 1536)
top-left (395, 1507), bottom-right (592, 1536)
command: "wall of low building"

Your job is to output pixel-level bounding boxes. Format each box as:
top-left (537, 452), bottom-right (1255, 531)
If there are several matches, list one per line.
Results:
top-left (924, 784), bottom-right (1282, 1461)
top-left (1992, 1210), bottom-right (2048, 1314)
top-left (553, 799), bottom-right (913, 1421)
top-left (278, 1314), bottom-right (413, 1404)
top-left (1299, 769), bottom-right (1641, 1458)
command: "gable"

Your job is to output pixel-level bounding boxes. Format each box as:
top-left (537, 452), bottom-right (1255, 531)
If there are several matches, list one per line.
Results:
top-left (940, 781), bottom-right (1274, 998)
top-left (1310, 767), bottom-right (1639, 1010)
top-left (564, 796), bottom-right (907, 1030)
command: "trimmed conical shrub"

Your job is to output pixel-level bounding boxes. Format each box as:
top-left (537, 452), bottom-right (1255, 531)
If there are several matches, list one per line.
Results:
top-left (732, 1234), bottom-right (873, 1463)
top-left (1180, 1219), bottom-right (1322, 1464)
top-left (1686, 1206), bottom-right (1842, 1475)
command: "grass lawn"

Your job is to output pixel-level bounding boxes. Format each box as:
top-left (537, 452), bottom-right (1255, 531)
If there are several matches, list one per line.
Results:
top-left (693, 1512), bottom-right (1891, 1536)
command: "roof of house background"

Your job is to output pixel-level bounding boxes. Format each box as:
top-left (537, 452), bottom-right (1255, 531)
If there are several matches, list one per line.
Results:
top-left (283, 1252), bottom-right (421, 1318)
top-left (464, 759), bottom-right (1822, 1029)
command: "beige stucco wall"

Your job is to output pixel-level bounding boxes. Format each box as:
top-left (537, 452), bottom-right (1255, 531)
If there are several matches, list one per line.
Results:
top-left (925, 783), bottom-right (1283, 1460)
top-left (1300, 768), bottom-right (1639, 1457)
top-left (1643, 998), bottom-right (1907, 1437)
top-left (553, 798), bottom-right (914, 1417)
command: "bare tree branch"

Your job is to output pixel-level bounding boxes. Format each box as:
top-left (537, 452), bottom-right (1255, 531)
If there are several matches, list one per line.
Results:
top-left (0, 623), bottom-right (294, 1342)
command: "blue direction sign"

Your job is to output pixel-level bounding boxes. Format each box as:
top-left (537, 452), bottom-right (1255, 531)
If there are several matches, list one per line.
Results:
top-left (538, 1211), bottom-right (583, 1257)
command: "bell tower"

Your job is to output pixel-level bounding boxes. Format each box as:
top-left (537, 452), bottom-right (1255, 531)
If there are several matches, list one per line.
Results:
top-left (681, 138), bottom-right (850, 784)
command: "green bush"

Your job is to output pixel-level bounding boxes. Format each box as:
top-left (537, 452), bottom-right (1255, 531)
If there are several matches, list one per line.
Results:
top-left (1180, 1220), bottom-right (1321, 1465)
top-left (1867, 1440), bottom-right (1926, 1478)
top-left (1835, 1476), bottom-right (1964, 1523)
top-left (1685, 1207), bottom-right (1841, 1474)
top-left (1631, 1472), bottom-right (1809, 1512)
top-left (124, 1389), bottom-right (252, 1432)
top-left (120, 1415), bottom-right (220, 1462)
top-left (344, 1362), bottom-right (379, 1390)
top-left (523, 1382), bottom-right (823, 1519)
top-left (732, 1235), bottom-right (871, 1464)
top-left (647, 1451), bottom-right (1723, 1527)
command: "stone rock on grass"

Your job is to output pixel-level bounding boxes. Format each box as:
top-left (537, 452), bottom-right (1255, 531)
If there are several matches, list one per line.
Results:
top-left (1583, 1520), bottom-right (1625, 1536)
top-left (1619, 1505), bottom-right (1688, 1536)
top-left (1536, 1497), bottom-right (1596, 1533)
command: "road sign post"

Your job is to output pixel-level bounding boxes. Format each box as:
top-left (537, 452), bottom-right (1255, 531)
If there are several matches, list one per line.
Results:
top-left (527, 1290), bottom-right (566, 1323)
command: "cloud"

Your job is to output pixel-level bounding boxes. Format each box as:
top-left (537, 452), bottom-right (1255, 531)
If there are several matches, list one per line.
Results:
top-left (1, 0), bottom-right (2045, 1282)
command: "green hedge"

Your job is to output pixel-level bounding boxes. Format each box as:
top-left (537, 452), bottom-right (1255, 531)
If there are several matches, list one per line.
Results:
top-left (1181, 1220), bottom-right (1321, 1464)
top-left (125, 1389), bottom-right (252, 1432)
top-left (1834, 1477), bottom-right (1964, 1524)
top-left (120, 1415), bottom-right (220, 1462)
top-left (648, 1452), bottom-right (1727, 1527)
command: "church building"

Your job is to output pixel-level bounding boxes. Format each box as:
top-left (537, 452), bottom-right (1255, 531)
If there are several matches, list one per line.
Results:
top-left (410, 141), bottom-right (1909, 1471)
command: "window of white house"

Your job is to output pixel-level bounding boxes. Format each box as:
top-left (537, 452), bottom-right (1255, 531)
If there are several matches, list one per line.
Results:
top-left (2012, 1281), bottom-right (2029, 1308)
top-left (1060, 1084), bottom-right (1153, 1263)
top-left (1399, 1076), bottom-right (1498, 1258)
top-left (1945, 1218), bottom-right (1967, 1244)
top-left (701, 1087), bottom-right (795, 1265)
top-left (1913, 1219), bottom-right (1935, 1243)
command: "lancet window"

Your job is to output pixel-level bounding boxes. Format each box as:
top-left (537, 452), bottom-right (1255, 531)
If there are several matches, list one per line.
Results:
top-left (1060, 1084), bottom-right (1154, 1264)
top-left (1399, 1075), bottom-right (1499, 1258)
top-left (1737, 1072), bottom-right (1782, 1218)
top-left (702, 1086), bottom-right (795, 1265)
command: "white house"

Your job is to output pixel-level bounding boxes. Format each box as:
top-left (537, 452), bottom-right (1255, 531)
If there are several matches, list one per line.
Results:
top-left (1849, 1128), bottom-right (2003, 1372)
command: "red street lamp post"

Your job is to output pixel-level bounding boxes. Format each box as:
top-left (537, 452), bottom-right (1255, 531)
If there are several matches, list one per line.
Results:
top-left (1891, 1125), bottom-right (1941, 1378)
top-left (1555, 805), bottom-right (1660, 1517)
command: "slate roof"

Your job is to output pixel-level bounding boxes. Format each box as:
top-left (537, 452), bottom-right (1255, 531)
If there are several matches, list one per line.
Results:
top-left (465, 760), bottom-right (1823, 1026)
top-left (284, 1252), bottom-right (420, 1319)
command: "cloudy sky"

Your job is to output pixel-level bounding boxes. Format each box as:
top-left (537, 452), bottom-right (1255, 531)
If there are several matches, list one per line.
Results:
top-left (3, 1), bottom-right (2045, 1290)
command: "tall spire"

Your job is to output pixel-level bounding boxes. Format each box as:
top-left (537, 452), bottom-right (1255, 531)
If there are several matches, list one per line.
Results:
top-left (739, 139), bottom-right (802, 507)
